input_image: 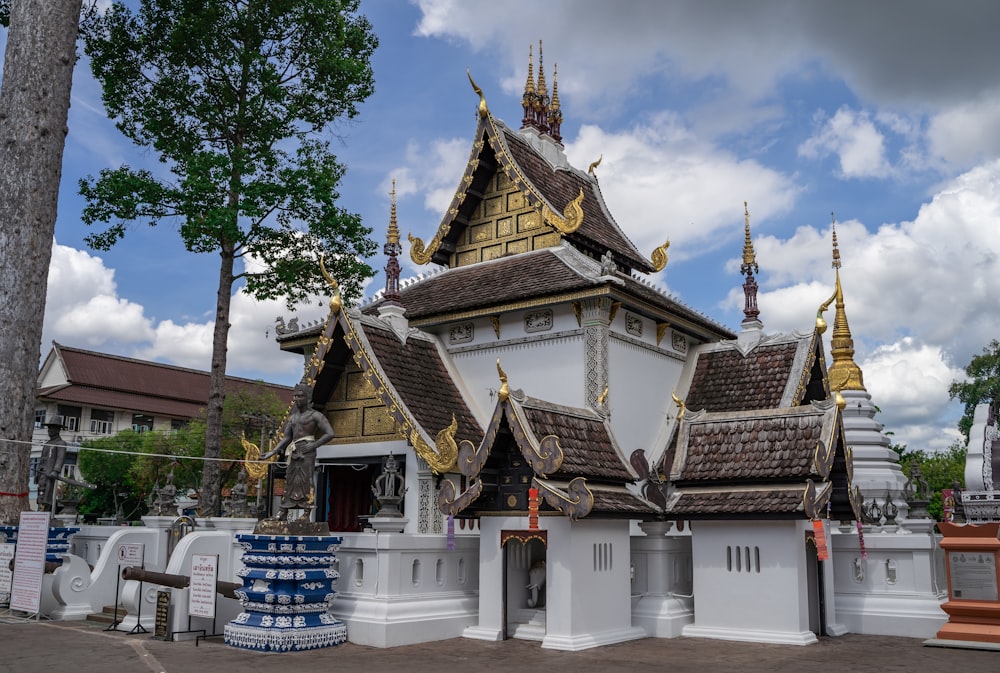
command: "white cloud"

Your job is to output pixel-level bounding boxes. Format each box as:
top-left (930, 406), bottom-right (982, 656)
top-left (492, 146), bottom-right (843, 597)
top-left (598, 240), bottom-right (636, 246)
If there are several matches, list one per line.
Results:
top-left (799, 107), bottom-right (891, 179)
top-left (564, 117), bottom-right (799, 260)
top-left (926, 93), bottom-right (1000, 167)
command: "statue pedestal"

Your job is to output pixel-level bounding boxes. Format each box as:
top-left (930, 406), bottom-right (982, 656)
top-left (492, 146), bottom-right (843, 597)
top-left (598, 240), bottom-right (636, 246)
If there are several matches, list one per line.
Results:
top-left (926, 522), bottom-right (1000, 649)
top-left (224, 533), bottom-right (347, 652)
top-left (368, 516), bottom-right (408, 533)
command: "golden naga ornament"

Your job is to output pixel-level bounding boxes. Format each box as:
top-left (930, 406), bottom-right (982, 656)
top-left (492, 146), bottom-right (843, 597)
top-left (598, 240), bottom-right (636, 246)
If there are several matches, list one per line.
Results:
top-left (587, 154), bottom-right (603, 175)
top-left (319, 254), bottom-right (342, 314)
top-left (542, 188), bottom-right (585, 235)
top-left (409, 414), bottom-right (459, 474)
top-left (650, 239), bottom-right (671, 272)
top-left (241, 433), bottom-right (274, 481)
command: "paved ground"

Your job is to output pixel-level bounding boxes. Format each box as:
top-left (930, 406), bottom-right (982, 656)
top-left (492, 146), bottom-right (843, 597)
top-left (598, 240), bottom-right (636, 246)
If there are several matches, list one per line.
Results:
top-left (0, 619), bottom-right (997, 673)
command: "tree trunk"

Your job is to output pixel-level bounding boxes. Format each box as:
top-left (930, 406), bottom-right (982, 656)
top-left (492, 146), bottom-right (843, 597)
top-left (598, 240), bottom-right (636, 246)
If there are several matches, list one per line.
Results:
top-left (201, 245), bottom-right (236, 517)
top-left (0, 0), bottom-right (81, 524)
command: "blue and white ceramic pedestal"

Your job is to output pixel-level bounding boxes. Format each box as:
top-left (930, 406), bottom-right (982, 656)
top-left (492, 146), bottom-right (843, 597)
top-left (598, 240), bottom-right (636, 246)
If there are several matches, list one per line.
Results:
top-left (224, 534), bottom-right (348, 652)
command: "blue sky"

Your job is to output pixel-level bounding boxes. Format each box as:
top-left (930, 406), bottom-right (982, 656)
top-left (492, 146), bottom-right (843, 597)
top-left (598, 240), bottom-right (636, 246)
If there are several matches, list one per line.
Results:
top-left (6, 0), bottom-right (1000, 452)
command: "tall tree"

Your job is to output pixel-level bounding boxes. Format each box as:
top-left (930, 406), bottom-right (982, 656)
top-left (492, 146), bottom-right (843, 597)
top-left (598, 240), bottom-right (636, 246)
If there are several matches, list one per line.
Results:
top-left (949, 339), bottom-right (1000, 442)
top-left (80, 0), bottom-right (378, 515)
top-left (0, 0), bottom-right (82, 524)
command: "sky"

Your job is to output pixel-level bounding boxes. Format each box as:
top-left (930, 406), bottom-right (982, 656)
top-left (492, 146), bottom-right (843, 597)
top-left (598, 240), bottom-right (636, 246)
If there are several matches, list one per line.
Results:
top-left (4, 0), bottom-right (1000, 453)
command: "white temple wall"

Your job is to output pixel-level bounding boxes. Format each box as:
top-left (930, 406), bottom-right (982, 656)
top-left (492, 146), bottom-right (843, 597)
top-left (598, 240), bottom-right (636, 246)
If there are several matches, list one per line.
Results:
top-left (332, 532), bottom-right (480, 647)
top-left (683, 520), bottom-right (818, 645)
top-left (608, 334), bottom-right (686, 457)
top-left (465, 515), bottom-right (644, 651)
top-left (449, 329), bottom-right (586, 409)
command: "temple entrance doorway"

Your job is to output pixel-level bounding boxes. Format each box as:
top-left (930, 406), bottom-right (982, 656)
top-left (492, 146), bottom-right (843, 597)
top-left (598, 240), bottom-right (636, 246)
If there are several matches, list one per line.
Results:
top-left (318, 463), bottom-right (375, 532)
top-left (501, 530), bottom-right (547, 641)
top-left (805, 532), bottom-right (827, 636)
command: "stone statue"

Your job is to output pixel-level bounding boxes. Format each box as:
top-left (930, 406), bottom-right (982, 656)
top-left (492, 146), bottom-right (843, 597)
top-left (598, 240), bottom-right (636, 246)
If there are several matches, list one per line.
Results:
top-left (526, 560), bottom-right (546, 608)
top-left (36, 418), bottom-right (67, 512)
top-left (152, 471), bottom-right (177, 516)
top-left (229, 470), bottom-right (249, 517)
top-left (599, 250), bottom-right (616, 276)
top-left (262, 383), bottom-right (334, 521)
top-left (372, 454), bottom-right (406, 517)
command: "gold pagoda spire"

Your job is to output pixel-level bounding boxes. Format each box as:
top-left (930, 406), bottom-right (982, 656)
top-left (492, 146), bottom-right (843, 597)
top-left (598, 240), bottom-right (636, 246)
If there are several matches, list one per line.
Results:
top-left (740, 201), bottom-right (760, 325)
top-left (525, 43), bottom-right (536, 95)
top-left (826, 213), bottom-right (865, 391)
top-left (536, 40), bottom-right (548, 107)
top-left (383, 179), bottom-right (403, 306)
top-left (548, 63), bottom-right (563, 143)
top-left (387, 178), bottom-right (400, 245)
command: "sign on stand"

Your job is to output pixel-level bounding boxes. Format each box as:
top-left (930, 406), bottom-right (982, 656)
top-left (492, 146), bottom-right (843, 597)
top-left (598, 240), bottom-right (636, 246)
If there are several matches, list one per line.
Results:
top-left (10, 511), bottom-right (51, 614)
top-left (188, 554), bottom-right (218, 619)
top-left (117, 543), bottom-right (144, 568)
top-left (0, 543), bottom-right (15, 606)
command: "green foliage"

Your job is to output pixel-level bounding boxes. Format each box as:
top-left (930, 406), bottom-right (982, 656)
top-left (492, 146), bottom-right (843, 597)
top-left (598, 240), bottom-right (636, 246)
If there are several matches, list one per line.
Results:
top-left (0, 0), bottom-right (9, 27)
top-left (896, 442), bottom-right (967, 521)
top-left (78, 0), bottom-right (379, 306)
top-left (77, 430), bottom-right (148, 520)
top-left (949, 339), bottom-right (1000, 442)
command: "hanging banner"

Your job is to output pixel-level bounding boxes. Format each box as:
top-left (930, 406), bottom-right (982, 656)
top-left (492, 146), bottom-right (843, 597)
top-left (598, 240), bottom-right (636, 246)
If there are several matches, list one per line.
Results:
top-left (188, 554), bottom-right (218, 619)
top-left (10, 511), bottom-right (51, 613)
top-left (812, 519), bottom-right (829, 561)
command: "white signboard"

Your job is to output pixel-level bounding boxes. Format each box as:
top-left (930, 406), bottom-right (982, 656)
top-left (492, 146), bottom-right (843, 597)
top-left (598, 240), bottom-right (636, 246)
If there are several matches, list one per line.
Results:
top-left (117, 543), bottom-right (145, 568)
top-left (10, 511), bottom-right (51, 613)
top-left (188, 554), bottom-right (218, 619)
top-left (0, 543), bottom-right (15, 604)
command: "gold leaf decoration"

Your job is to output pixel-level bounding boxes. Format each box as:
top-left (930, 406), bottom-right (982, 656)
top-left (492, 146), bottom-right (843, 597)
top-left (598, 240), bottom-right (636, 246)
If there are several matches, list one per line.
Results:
top-left (542, 188), bottom-right (585, 235)
top-left (409, 414), bottom-right (459, 474)
top-left (650, 239), bottom-right (671, 272)
top-left (242, 433), bottom-right (273, 481)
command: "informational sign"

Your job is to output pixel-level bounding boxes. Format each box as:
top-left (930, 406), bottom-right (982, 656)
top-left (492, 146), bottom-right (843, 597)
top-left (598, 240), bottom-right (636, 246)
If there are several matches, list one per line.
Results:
top-left (942, 489), bottom-right (956, 522)
top-left (117, 543), bottom-right (145, 568)
top-left (949, 551), bottom-right (999, 601)
top-left (153, 590), bottom-right (171, 639)
top-left (0, 543), bottom-right (15, 605)
top-left (10, 511), bottom-right (51, 613)
top-left (188, 554), bottom-right (218, 619)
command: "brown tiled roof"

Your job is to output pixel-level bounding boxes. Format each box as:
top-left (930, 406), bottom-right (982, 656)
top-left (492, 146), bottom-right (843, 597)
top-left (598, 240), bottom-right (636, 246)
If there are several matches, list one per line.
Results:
top-left (361, 246), bottom-right (733, 338)
top-left (590, 487), bottom-right (658, 515)
top-left (498, 126), bottom-right (652, 272)
top-left (359, 321), bottom-right (483, 446)
top-left (39, 344), bottom-right (293, 418)
top-left (517, 398), bottom-right (634, 482)
top-left (672, 405), bottom-right (834, 483)
top-left (684, 341), bottom-right (800, 412)
top-left (667, 487), bottom-right (809, 516)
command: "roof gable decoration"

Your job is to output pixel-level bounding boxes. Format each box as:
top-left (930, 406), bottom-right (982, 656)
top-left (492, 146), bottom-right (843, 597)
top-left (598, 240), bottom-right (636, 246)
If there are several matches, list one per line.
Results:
top-left (407, 68), bottom-right (667, 274)
top-left (342, 314), bottom-right (460, 474)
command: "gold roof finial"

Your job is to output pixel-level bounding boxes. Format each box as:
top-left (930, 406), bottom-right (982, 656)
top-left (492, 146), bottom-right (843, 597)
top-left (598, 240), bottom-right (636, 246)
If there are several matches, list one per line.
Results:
top-left (387, 178), bottom-right (400, 246)
top-left (831, 212), bottom-right (841, 270)
top-left (536, 40), bottom-right (548, 107)
top-left (826, 213), bottom-right (865, 392)
top-left (467, 69), bottom-right (488, 119)
top-left (741, 201), bottom-right (757, 269)
top-left (550, 63), bottom-right (561, 112)
top-left (524, 43), bottom-right (536, 95)
top-left (496, 358), bottom-right (510, 402)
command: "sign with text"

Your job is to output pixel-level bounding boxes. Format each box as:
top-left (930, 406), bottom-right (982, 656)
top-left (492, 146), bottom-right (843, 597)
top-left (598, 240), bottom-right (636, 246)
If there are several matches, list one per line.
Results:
top-left (188, 554), bottom-right (218, 619)
top-left (117, 543), bottom-right (145, 568)
top-left (0, 543), bottom-right (15, 604)
top-left (10, 511), bottom-right (51, 613)
top-left (948, 551), bottom-right (999, 601)
top-left (154, 590), bottom-right (171, 639)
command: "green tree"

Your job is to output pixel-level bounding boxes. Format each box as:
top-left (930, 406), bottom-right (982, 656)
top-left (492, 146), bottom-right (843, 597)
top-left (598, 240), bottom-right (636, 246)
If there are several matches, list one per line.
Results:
top-left (77, 431), bottom-right (148, 521)
top-left (0, 0), bottom-right (82, 523)
top-left (80, 0), bottom-right (378, 515)
top-left (896, 443), bottom-right (967, 520)
top-left (949, 339), bottom-right (1000, 442)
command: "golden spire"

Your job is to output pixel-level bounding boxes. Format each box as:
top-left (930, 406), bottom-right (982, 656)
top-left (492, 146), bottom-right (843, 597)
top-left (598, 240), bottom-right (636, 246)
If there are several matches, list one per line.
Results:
top-left (826, 213), bottom-right (865, 391)
top-left (387, 179), bottom-right (400, 245)
top-left (524, 43), bottom-right (536, 95)
top-left (550, 63), bottom-right (561, 112)
top-left (497, 358), bottom-right (510, 402)
top-left (536, 40), bottom-right (548, 109)
top-left (741, 201), bottom-right (757, 269)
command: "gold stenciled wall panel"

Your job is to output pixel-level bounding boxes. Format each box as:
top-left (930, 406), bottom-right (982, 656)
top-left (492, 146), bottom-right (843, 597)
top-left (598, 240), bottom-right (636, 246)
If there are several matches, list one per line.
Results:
top-left (326, 362), bottom-right (404, 443)
top-left (450, 170), bottom-right (558, 267)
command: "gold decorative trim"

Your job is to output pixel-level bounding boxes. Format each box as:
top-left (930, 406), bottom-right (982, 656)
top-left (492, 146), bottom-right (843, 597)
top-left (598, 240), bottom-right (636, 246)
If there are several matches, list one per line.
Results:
top-left (572, 301), bottom-right (582, 327)
top-left (491, 315), bottom-right (501, 339)
top-left (541, 187), bottom-right (585, 234)
top-left (409, 414), bottom-right (459, 474)
top-left (650, 239), bottom-right (670, 272)
top-left (596, 386), bottom-right (609, 406)
top-left (587, 154), bottom-right (602, 175)
top-left (501, 529), bottom-right (548, 547)
top-left (656, 322), bottom-right (670, 346)
top-left (525, 434), bottom-right (564, 478)
top-left (671, 391), bottom-right (686, 422)
top-left (608, 301), bottom-right (621, 324)
top-left (497, 358), bottom-right (510, 402)
top-left (409, 228), bottom-right (451, 265)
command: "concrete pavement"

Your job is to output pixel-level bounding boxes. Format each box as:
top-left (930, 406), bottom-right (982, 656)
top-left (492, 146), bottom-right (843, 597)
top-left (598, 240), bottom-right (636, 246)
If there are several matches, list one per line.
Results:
top-left (0, 619), bottom-right (997, 673)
